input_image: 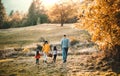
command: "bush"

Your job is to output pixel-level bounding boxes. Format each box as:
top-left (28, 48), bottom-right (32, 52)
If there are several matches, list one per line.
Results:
top-left (39, 37), bottom-right (45, 42)
top-left (70, 39), bottom-right (79, 46)
top-left (2, 21), bottom-right (11, 29)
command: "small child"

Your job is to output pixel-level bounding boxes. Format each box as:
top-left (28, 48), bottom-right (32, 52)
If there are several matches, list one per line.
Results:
top-left (53, 46), bottom-right (57, 63)
top-left (35, 50), bottom-right (40, 64)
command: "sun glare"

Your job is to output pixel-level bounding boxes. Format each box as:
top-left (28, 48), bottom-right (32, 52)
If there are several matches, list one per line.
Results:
top-left (42, 0), bottom-right (59, 6)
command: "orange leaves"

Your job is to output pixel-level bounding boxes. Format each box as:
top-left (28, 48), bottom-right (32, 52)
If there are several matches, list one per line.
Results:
top-left (77, 0), bottom-right (120, 52)
top-left (47, 0), bottom-right (77, 23)
top-left (10, 11), bottom-right (23, 21)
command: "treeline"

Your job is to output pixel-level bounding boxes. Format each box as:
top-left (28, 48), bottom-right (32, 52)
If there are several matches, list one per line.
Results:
top-left (0, 0), bottom-right (48, 29)
top-left (0, 0), bottom-right (78, 29)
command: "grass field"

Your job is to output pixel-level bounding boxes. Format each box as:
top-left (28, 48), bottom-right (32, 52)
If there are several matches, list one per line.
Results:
top-left (0, 55), bottom-right (119, 76)
top-left (0, 24), bottom-right (90, 49)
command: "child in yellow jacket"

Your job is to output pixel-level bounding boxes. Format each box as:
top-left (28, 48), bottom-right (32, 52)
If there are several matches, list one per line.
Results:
top-left (42, 41), bottom-right (50, 63)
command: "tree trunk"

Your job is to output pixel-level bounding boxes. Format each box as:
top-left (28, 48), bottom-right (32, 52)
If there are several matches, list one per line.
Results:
top-left (114, 45), bottom-right (120, 62)
top-left (0, 23), bottom-right (3, 29)
top-left (61, 22), bottom-right (64, 27)
top-left (60, 11), bottom-right (64, 27)
top-left (60, 18), bottom-right (64, 27)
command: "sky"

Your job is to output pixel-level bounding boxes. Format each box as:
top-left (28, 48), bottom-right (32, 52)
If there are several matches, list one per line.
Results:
top-left (2, 0), bottom-right (33, 14)
top-left (1, 0), bottom-right (83, 15)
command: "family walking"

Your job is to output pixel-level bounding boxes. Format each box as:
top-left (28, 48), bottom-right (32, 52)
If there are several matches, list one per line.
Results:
top-left (35, 34), bottom-right (70, 64)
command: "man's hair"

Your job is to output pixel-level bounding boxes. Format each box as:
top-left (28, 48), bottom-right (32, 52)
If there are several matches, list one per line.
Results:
top-left (64, 35), bottom-right (66, 37)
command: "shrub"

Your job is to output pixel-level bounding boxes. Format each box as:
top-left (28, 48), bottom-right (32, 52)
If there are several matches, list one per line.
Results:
top-left (39, 37), bottom-right (45, 42)
top-left (70, 39), bottom-right (79, 46)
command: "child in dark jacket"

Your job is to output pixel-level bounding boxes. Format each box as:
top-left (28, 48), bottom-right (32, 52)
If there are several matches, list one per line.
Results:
top-left (53, 46), bottom-right (57, 63)
top-left (35, 51), bottom-right (40, 64)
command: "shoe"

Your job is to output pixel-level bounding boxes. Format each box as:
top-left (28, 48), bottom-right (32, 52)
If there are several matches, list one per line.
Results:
top-left (44, 61), bottom-right (47, 63)
top-left (63, 60), bottom-right (66, 63)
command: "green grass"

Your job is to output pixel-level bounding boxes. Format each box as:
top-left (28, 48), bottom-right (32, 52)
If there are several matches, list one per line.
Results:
top-left (0, 31), bottom-right (37, 49)
top-left (0, 24), bottom-right (91, 49)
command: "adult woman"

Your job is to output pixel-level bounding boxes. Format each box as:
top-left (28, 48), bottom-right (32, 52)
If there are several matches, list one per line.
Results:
top-left (42, 41), bottom-right (51, 63)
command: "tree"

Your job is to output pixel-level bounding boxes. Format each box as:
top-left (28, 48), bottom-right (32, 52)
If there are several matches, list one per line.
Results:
top-left (9, 10), bottom-right (14, 16)
top-left (10, 11), bottom-right (24, 27)
top-left (39, 14), bottom-right (48, 24)
top-left (0, 0), bottom-right (7, 29)
top-left (47, 0), bottom-right (77, 26)
top-left (77, 0), bottom-right (120, 60)
top-left (27, 0), bottom-right (48, 26)
top-left (27, 0), bottom-right (38, 25)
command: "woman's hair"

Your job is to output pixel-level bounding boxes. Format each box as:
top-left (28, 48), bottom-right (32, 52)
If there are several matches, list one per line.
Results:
top-left (43, 41), bottom-right (48, 46)
top-left (53, 46), bottom-right (57, 51)
top-left (45, 41), bottom-right (48, 44)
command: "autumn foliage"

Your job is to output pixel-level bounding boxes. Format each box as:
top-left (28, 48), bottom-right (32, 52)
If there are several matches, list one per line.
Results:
top-left (47, 0), bottom-right (77, 26)
top-left (77, 0), bottom-right (120, 60)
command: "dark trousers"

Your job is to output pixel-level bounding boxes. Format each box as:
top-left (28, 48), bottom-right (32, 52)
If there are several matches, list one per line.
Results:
top-left (36, 59), bottom-right (39, 64)
top-left (53, 55), bottom-right (57, 62)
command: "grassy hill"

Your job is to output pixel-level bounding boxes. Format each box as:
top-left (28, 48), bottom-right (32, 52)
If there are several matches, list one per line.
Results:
top-left (0, 24), bottom-right (90, 49)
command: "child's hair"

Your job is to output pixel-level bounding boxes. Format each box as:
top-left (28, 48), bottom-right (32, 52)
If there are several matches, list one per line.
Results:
top-left (36, 51), bottom-right (39, 55)
top-left (36, 44), bottom-right (42, 51)
top-left (53, 46), bottom-right (57, 51)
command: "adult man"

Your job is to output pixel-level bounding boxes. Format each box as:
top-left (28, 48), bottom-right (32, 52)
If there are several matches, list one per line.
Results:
top-left (61, 35), bottom-right (70, 63)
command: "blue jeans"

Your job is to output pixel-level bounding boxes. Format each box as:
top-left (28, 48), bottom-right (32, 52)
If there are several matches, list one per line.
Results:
top-left (62, 48), bottom-right (68, 62)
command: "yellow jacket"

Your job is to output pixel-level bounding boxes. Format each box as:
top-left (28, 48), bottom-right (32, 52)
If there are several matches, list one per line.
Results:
top-left (42, 44), bottom-right (50, 53)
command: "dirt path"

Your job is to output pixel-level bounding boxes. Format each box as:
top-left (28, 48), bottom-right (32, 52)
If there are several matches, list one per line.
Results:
top-left (0, 54), bottom-right (119, 76)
